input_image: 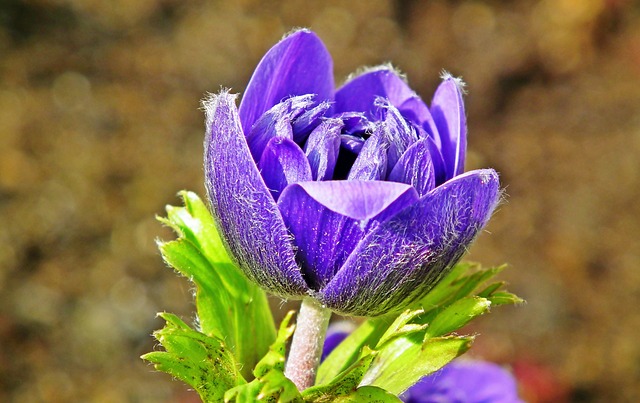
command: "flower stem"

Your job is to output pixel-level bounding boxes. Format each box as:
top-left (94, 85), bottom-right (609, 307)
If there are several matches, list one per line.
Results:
top-left (285, 297), bottom-right (332, 391)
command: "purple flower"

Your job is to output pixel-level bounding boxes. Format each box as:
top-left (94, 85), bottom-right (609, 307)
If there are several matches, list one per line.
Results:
top-left (204, 29), bottom-right (500, 316)
top-left (401, 360), bottom-right (523, 403)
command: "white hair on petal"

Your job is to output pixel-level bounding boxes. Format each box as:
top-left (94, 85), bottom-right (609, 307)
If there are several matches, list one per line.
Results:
top-left (440, 70), bottom-right (468, 94)
top-left (342, 63), bottom-right (408, 87)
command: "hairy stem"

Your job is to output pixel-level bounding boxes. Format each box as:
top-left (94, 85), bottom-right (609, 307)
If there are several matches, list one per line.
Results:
top-left (284, 297), bottom-right (332, 391)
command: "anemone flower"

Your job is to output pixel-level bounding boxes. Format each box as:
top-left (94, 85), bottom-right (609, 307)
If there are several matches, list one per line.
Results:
top-left (203, 29), bottom-right (501, 390)
top-left (204, 28), bottom-right (499, 316)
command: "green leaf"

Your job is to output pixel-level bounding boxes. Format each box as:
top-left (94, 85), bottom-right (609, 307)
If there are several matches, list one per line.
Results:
top-left (362, 333), bottom-right (473, 395)
top-left (488, 291), bottom-right (525, 306)
top-left (351, 262), bottom-right (521, 395)
top-left (157, 191), bottom-right (276, 380)
top-left (332, 386), bottom-right (401, 402)
top-left (302, 348), bottom-right (376, 401)
top-left (477, 281), bottom-right (506, 298)
top-left (424, 296), bottom-right (491, 338)
top-left (415, 262), bottom-right (523, 317)
top-left (417, 262), bottom-right (473, 309)
top-left (449, 264), bottom-right (506, 302)
top-left (225, 312), bottom-right (303, 403)
top-left (141, 313), bottom-right (243, 403)
top-left (376, 309), bottom-right (427, 348)
top-left (316, 316), bottom-right (393, 385)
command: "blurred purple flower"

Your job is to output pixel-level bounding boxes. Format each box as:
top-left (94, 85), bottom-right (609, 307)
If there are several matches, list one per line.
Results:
top-left (204, 29), bottom-right (500, 316)
top-left (401, 360), bottom-right (524, 403)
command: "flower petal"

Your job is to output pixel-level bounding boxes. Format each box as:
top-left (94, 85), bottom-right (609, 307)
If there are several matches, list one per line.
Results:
top-left (337, 111), bottom-right (375, 135)
top-left (430, 75), bottom-right (467, 179)
top-left (402, 360), bottom-right (523, 403)
top-left (278, 180), bottom-right (419, 290)
top-left (304, 118), bottom-right (343, 181)
top-left (291, 101), bottom-right (332, 143)
top-left (335, 67), bottom-right (436, 132)
top-left (319, 169), bottom-right (501, 316)
top-left (388, 138), bottom-right (436, 197)
top-left (348, 131), bottom-right (388, 181)
top-left (340, 134), bottom-right (365, 154)
top-left (376, 99), bottom-right (419, 172)
top-left (259, 137), bottom-right (312, 200)
top-left (239, 29), bottom-right (334, 136)
top-left (203, 91), bottom-right (308, 297)
top-left (246, 95), bottom-right (314, 161)
top-left (398, 96), bottom-right (441, 147)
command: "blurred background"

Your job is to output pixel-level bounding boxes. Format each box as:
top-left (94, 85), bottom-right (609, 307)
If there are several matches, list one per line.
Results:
top-left (1, 0), bottom-right (639, 401)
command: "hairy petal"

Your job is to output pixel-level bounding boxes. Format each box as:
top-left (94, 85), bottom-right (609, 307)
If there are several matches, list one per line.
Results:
top-left (238, 29), bottom-right (334, 135)
top-left (304, 118), bottom-right (343, 181)
top-left (348, 130), bottom-right (388, 181)
top-left (246, 95), bottom-right (314, 161)
top-left (278, 181), bottom-right (418, 290)
top-left (291, 101), bottom-right (332, 143)
top-left (398, 96), bottom-right (441, 147)
top-left (340, 134), bottom-right (366, 154)
top-left (376, 99), bottom-right (419, 172)
top-left (203, 91), bottom-right (308, 297)
top-left (430, 75), bottom-right (467, 179)
top-left (259, 137), bottom-right (313, 200)
top-left (388, 138), bottom-right (436, 197)
top-left (335, 67), bottom-right (436, 132)
top-left (337, 111), bottom-right (375, 136)
top-left (318, 169), bottom-right (501, 316)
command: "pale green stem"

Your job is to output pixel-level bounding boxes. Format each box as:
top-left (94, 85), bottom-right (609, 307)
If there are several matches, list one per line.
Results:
top-left (284, 297), bottom-right (332, 391)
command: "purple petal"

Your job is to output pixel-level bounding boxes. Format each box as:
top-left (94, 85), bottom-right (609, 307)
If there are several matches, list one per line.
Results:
top-left (203, 91), bottom-right (308, 297)
top-left (246, 95), bottom-right (314, 161)
top-left (334, 67), bottom-right (431, 127)
top-left (376, 99), bottom-right (419, 172)
top-left (304, 118), bottom-right (343, 181)
top-left (278, 181), bottom-right (419, 289)
top-left (321, 322), bottom-right (354, 361)
top-left (238, 29), bottom-right (334, 136)
top-left (425, 135), bottom-right (447, 186)
top-left (348, 131), bottom-right (388, 181)
top-left (430, 75), bottom-right (467, 179)
top-left (402, 360), bottom-right (523, 403)
top-left (319, 169), bottom-right (501, 316)
top-left (388, 138), bottom-right (436, 197)
top-left (340, 134), bottom-right (366, 154)
top-left (259, 137), bottom-right (312, 200)
top-left (399, 96), bottom-right (441, 147)
top-left (413, 123), bottom-right (447, 185)
top-left (336, 111), bottom-right (375, 135)
top-left (291, 101), bottom-right (332, 143)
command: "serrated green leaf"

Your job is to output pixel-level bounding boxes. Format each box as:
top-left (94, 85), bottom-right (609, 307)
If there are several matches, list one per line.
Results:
top-left (488, 291), bottom-right (525, 306)
top-left (320, 262), bottom-right (522, 396)
top-left (253, 311), bottom-right (295, 377)
top-left (316, 316), bottom-right (393, 385)
top-left (362, 333), bottom-right (473, 395)
top-left (332, 386), bottom-right (402, 402)
top-left (477, 281), bottom-right (506, 298)
top-left (157, 191), bottom-right (276, 380)
top-left (376, 309), bottom-right (427, 349)
top-left (424, 296), bottom-right (491, 339)
top-left (142, 313), bottom-right (242, 403)
top-left (417, 262), bottom-right (474, 309)
top-left (302, 349), bottom-right (376, 402)
top-left (449, 265), bottom-right (506, 302)
top-left (225, 312), bottom-right (302, 403)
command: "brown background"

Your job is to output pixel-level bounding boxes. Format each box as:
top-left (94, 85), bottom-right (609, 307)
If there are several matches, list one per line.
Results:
top-left (1, 0), bottom-right (639, 402)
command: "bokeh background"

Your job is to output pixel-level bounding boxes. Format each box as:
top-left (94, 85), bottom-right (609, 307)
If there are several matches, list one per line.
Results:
top-left (1, 0), bottom-right (639, 401)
